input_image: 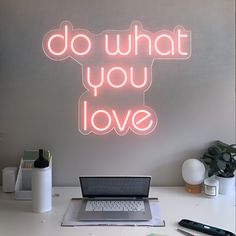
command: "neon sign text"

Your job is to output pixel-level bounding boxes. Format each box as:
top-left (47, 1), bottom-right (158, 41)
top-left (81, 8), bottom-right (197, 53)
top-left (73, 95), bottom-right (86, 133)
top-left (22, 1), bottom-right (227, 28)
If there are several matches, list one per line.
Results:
top-left (84, 66), bottom-right (149, 97)
top-left (42, 21), bottom-right (191, 135)
top-left (43, 21), bottom-right (191, 61)
top-left (81, 101), bottom-right (157, 135)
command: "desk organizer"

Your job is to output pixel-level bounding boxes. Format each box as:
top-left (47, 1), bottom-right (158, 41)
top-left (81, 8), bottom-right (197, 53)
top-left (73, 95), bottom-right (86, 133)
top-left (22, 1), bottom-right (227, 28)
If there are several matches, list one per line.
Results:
top-left (15, 150), bottom-right (52, 200)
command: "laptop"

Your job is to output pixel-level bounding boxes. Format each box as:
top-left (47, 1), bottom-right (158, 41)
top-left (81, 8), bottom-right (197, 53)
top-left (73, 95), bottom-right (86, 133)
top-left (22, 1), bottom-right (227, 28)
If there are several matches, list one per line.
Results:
top-left (78, 176), bottom-right (152, 221)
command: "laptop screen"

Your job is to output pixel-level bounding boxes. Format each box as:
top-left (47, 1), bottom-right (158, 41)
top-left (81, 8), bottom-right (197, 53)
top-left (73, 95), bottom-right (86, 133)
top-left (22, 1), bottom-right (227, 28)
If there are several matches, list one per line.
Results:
top-left (80, 176), bottom-right (151, 197)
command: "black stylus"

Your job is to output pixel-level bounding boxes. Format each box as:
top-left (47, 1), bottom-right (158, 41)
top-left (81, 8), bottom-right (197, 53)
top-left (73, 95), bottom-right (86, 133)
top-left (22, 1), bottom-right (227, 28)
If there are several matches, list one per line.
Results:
top-left (178, 219), bottom-right (235, 236)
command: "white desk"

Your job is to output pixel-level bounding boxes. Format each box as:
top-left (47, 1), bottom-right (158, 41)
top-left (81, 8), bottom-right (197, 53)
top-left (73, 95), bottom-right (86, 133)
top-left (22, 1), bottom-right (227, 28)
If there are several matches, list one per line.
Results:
top-left (0, 187), bottom-right (235, 236)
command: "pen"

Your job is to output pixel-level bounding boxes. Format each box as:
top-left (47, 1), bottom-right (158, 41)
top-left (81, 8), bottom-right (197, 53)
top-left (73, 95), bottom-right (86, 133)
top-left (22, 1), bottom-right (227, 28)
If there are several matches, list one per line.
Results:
top-left (177, 228), bottom-right (195, 236)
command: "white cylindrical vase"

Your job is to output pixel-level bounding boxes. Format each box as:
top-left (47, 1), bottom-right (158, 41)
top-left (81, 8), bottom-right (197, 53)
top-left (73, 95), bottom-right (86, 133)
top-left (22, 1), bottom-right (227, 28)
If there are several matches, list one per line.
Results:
top-left (216, 175), bottom-right (235, 196)
top-left (32, 166), bottom-right (52, 213)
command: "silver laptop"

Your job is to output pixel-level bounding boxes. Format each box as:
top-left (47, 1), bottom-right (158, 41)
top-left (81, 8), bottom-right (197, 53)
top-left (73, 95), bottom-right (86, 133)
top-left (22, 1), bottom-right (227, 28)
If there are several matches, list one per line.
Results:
top-left (78, 176), bottom-right (152, 221)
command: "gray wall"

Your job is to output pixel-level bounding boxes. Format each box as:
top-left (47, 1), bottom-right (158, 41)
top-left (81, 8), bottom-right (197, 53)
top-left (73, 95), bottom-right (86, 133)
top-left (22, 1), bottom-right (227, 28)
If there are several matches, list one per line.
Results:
top-left (0, 0), bottom-right (235, 186)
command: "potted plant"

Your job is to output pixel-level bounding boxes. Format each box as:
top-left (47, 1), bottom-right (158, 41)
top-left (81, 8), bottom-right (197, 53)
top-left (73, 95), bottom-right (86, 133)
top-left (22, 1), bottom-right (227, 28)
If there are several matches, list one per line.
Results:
top-left (200, 140), bottom-right (236, 195)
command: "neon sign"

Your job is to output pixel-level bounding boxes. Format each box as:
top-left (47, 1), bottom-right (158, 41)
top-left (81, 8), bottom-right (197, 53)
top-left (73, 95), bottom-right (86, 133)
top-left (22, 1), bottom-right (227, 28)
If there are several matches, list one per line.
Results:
top-left (42, 21), bottom-right (191, 135)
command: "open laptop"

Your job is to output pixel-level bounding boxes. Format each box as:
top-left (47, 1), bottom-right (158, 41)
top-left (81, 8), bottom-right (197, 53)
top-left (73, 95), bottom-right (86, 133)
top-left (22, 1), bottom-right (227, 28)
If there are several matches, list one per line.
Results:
top-left (78, 176), bottom-right (152, 221)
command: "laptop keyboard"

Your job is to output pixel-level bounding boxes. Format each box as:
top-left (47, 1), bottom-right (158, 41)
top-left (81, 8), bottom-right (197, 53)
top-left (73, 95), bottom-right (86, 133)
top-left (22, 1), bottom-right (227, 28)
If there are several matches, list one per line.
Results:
top-left (85, 200), bottom-right (145, 212)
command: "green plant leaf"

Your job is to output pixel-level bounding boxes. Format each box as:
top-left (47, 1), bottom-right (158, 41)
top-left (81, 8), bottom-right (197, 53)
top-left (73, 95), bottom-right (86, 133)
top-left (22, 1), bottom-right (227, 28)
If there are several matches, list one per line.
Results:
top-left (217, 160), bottom-right (226, 170)
top-left (221, 152), bottom-right (231, 162)
top-left (208, 146), bottom-right (221, 155)
top-left (216, 141), bottom-right (236, 153)
top-left (208, 168), bottom-right (216, 177)
top-left (202, 140), bottom-right (236, 177)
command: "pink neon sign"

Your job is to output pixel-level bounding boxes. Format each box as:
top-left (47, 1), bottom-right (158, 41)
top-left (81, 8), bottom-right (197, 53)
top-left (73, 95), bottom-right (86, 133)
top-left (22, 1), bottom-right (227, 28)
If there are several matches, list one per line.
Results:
top-left (42, 21), bottom-right (191, 136)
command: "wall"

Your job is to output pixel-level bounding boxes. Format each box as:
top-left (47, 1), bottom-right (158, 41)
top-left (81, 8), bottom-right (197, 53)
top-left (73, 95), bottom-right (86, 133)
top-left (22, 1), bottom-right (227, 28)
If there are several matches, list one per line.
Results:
top-left (0, 0), bottom-right (235, 186)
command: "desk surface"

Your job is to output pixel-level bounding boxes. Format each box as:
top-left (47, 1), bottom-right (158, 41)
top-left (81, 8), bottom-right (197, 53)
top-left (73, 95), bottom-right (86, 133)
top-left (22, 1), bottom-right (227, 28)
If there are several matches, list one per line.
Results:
top-left (0, 187), bottom-right (235, 236)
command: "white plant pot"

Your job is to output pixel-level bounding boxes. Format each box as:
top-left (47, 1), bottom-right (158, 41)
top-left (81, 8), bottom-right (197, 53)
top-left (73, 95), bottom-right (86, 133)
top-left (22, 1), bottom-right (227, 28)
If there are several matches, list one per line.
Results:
top-left (216, 175), bottom-right (235, 196)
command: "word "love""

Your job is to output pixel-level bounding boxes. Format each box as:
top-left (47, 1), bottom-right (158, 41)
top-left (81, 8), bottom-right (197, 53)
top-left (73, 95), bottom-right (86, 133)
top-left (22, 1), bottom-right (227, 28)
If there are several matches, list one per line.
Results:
top-left (81, 101), bottom-right (157, 135)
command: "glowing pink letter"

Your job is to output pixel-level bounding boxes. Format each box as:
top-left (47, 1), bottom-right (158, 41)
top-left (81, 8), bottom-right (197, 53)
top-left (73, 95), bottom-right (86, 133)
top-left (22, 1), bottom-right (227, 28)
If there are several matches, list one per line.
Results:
top-left (105, 34), bottom-right (132, 55)
top-left (134, 25), bottom-right (152, 55)
top-left (107, 67), bottom-right (128, 88)
top-left (112, 110), bottom-right (131, 132)
top-left (132, 110), bottom-right (155, 134)
top-left (86, 67), bottom-right (104, 97)
top-left (91, 110), bottom-right (112, 132)
top-left (177, 29), bottom-right (188, 55)
top-left (154, 34), bottom-right (174, 56)
top-left (130, 67), bottom-right (148, 88)
top-left (47, 25), bottom-right (68, 56)
top-left (71, 34), bottom-right (91, 56)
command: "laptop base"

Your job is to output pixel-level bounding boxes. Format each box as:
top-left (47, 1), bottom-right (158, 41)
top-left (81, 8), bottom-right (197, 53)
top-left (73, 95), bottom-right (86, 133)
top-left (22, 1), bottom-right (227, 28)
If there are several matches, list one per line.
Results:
top-left (78, 199), bottom-right (152, 221)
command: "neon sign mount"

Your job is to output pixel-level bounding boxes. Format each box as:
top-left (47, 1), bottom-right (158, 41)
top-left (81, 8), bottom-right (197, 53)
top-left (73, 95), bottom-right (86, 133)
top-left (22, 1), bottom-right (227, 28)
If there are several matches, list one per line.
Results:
top-left (42, 21), bottom-right (191, 136)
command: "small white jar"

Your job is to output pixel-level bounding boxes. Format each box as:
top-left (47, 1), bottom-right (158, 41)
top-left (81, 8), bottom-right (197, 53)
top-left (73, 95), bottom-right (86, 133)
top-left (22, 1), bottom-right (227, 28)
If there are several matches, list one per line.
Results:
top-left (204, 177), bottom-right (219, 197)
